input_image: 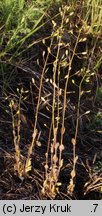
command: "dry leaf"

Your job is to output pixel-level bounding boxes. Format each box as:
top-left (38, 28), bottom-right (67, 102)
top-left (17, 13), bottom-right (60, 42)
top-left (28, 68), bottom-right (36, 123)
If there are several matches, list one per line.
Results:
top-left (55, 142), bottom-right (59, 150)
top-left (53, 154), bottom-right (58, 163)
top-left (75, 155), bottom-right (78, 163)
top-left (51, 144), bottom-right (53, 153)
top-left (36, 141), bottom-right (42, 147)
top-left (44, 164), bottom-right (48, 170)
top-left (60, 159), bottom-right (63, 168)
top-left (71, 138), bottom-right (76, 145)
top-left (59, 144), bottom-right (64, 151)
top-left (56, 182), bottom-right (62, 186)
top-left (25, 158), bottom-right (32, 174)
top-left (71, 170), bottom-right (76, 178)
top-left (61, 127), bottom-right (65, 135)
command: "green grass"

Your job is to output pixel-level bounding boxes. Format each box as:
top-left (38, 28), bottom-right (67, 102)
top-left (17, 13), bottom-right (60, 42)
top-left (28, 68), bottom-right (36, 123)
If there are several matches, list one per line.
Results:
top-left (96, 86), bottom-right (102, 101)
top-left (0, 0), bottom-right (62, 59)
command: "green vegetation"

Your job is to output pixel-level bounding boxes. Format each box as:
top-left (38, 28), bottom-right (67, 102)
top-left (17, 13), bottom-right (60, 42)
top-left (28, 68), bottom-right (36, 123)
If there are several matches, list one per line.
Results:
top-left (0, 0), bottom-right (102, 199)
top-left (96, 86), bottom-right (102, 101)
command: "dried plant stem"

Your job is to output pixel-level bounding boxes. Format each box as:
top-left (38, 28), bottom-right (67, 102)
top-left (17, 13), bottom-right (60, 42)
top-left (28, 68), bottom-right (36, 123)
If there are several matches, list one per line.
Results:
top-left (26, 37), bottom-right (54, 162)
top-left (10, 88), bottom-right (23, 177)
top-left (67, 29), bottom-right (83, 194)
top-left (74, 69), bottom-right (88, 163)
